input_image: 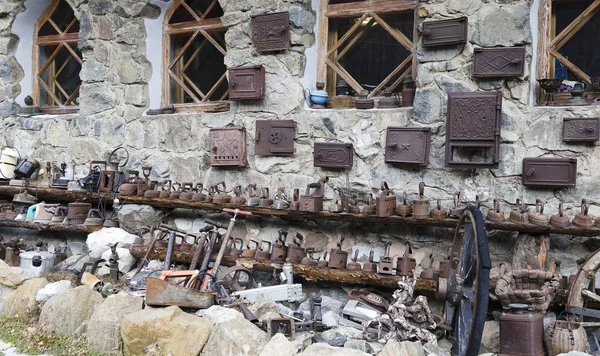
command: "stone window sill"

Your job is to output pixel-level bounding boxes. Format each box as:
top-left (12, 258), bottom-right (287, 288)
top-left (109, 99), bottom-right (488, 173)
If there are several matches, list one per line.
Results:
top-left (305, 106), bottom-right (413, 112)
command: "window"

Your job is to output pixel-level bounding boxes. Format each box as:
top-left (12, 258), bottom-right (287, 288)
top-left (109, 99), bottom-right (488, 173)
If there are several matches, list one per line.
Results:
top-left (317, 0), bottom-right (417, 98)
top-left (34, 0), bottom-right (81, 114)
top-left (538, 0), bottom-right (600, 104)
top-left (163, 0), bottom-right (228, 112)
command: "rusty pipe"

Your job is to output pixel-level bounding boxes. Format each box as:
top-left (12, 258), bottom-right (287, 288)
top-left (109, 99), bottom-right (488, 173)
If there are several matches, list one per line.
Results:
top-left (164, 230), bottom-right (176, 269)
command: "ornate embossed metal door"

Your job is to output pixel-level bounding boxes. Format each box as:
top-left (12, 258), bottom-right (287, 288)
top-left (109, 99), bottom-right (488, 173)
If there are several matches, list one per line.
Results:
top-left (313, 142), bottom-right (354, 169)
top-left (210, 127), bottom-right (247, 167)
top-left (473, 47), bottom-right (525, 78)
top-left (385, 127), bottom-right (431, 166)
top-left (252, 12), bottom-right (290, 52)
top-left (445, 92), bottom-right (502, 169)
top-left (563, 118), bottom-right (600, 142)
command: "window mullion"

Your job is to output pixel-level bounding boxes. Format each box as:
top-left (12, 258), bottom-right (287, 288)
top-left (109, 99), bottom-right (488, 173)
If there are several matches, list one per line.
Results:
top-left (168, 30), bottom-right (201, 70)
top-left (550, 1), bottom-right (600, 50)
top-left (326, 12), bottom-right (369, 58)
top-left (369, 55), bottom-right (413, 98)
top-left (371, 12), bottom-right (413, 51)
top-left (549, 48), bottom-right (591, 85)
top-left (168, 69), bottom-right (202, 103)
top-left (336, 17), bottom-right (376, 61)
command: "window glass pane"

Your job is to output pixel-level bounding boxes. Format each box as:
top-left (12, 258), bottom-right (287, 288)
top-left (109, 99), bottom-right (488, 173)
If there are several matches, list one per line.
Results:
top-left (38, 44), bottom-right (81, 107)
top-left (169, 31), bottom-right (227, 103)
top-left (331, 12), bottom-right (413, 94)
top-left (169, 4), bottom-right (195, 24)
top-left (553, 0), bottom-right (592, 35)
top-left (170, 0), bottom-right (224, 23)
top-left (554, 2), bottom-right (600, 81)
top-left (49, 0), bottom-right (76, 33)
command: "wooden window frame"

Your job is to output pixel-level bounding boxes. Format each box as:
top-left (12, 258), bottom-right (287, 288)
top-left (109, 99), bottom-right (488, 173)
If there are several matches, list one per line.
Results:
top-left (162, 0), bottom-right (229, 113)
top-left (536, 0), bottom-right (600, 105)
top-left (33, 0), bottom-right (81, 115)
top-left (316, 0), bottom-right (419, 99)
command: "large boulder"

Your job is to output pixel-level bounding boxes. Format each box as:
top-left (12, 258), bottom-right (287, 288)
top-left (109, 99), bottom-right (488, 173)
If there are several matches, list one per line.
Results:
top-left (379, 340), bottom-right (424, 356)
top-left (0, 284), bottom-right (14, 314)
top-left (121, 306), bottom-right (213, 356)
top-left (480, 320), bottom-right (500, 353)
top-left (39, 286), bottom-right (103, 337)
top-left (97, 247), bottom-right (138, 275)
top-left (201, 317), bottom-right (270, 356)
top-left (87, 294), bottom-right (144, 355)
top-left (117, 204), bottom-right (163, 233)
top-left (36, 280), bottom-right (72, 304)
top-left (0, 260), bottom-right (34, 287)
top-left (86, 228), bottom-right (137, 259)
top-left (297, 343), bottom-right (370, 356)
top-left (196, 305), bottom-right (245, 324)
top-left (2, 278), bottom-right (48, 321)
top-left (259, 333), bottom-right (297, 356)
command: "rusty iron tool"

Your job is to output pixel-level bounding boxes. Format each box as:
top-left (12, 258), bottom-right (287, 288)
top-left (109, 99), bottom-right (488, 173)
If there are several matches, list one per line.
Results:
top-left (449, 191), bottom-right (464, 218)
top-left (574, 199), bottom-right (594, 228)
top-left (509, 198), bottom-right (529, 225)
top-left (347, 249), bottom-right (362, 271)
top-left (396, 241), bottom-right (416, 278)
top-left (551, 203), bottom-right (571, 228)
top-left (241, 239), bottom-right (259, 259)
top-left (76, 259), bottom-right (106, 286)
top-left (108, 242), bottom-right (120, 283)
top-left (378, 242), bottom-right (394, 275)
top-left (189, 226), bottom-right (213, 270)
top-left (203, 208), bottom-right (252, 292)
top-left (328, 235), bottom-right (348, 269)
top-left (271, 230), bottom-right (289, 263)
top-left (486, 199), bottom-right (505, 223)
top-left (413, 182), bottom-right (430, 219)
top-left (287, 231), bottom-right (306, 263)
top-left (255, 241), bottom-right (272, 260)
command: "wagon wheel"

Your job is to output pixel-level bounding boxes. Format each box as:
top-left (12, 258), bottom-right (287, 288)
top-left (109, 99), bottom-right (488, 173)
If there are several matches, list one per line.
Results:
top-left (108, 147), bottom-right (129, 168)
top-left (217, 266), bottom-right (256, 292)
top-left (567, 248), bottom-right (600, 320)
top-left (436, 206), bottom-right (492, 356)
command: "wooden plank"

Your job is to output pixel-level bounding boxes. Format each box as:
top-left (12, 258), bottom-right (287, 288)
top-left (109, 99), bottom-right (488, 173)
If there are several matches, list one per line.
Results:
top-left (336, 17), bottom-right (376, 61)
top-left (536, 0), bottom-right (551, 105)
top-left (36, 33), bottom-right (78, 46)
top-left (325, 58), bottom-right (363, 93)
top-left (549, 48), bottom-right (591, 84)
top-left (326, 12), bottom-right (369, 58)
top-left (371, 12), bottom-right (413, 51)
top-left (316, 0), bottom-right (329, 85)
top-left (326, 0), bottom-right (417, 18)
top-left (165, 20), bottom-right (225, 35)
top-left (0, 219), bottom-right (101, 233)
top-left (550, 1), bottom-right (600, 50)
top-left (145, 277), bottom-right (215, 308)
top-left (368, 54), bottom-right (413, 97)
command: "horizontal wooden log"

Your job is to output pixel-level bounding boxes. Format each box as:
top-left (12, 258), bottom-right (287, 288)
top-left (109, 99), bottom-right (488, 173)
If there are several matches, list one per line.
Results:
top-left (0, 186), bottom-right (99, 204)
top-left (0, 219), bottom-right (101, 233)
top-left (129, 244), bottom-right (433, 290)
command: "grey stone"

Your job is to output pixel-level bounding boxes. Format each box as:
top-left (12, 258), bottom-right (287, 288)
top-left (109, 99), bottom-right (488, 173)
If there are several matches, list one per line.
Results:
top-left (343, 339), bottom-right (372, 353)
top-left (0, 260), bottom-right (34, 288)
top-left (413, 86), bottom-right (445, 124)
top-left (557, 353), bottom-right (593, 356)
top-left (1, 278), bottom-right (48, 321)
top-left (349, 120), bottom-right (380, 160)
top-left (18, 117), bottom-right (44, 131)
top-left (86, 294), bottom-right (144, 355)
top-left (297, 343), bottom-right (370, 356)
top-left (259, 333), bottom-right (297, 356)
top-left (380, 340), bottom-right (424, 356)
top-left (89, 0), bottom-right (115, 15)
top-left (79, 83), bottom-right (116, 115)
top-left (472, 3), bottom-right (532, 47)
top-left (423, 341), bottom-right (450, 356)
top-left (289, 7), bottom-right (315, 31)
top-left (200, 317), bottom-right (269, 356)
top-left (117, 56), bottom-right (152, 84)
top-left (86, 227), bottom-right (138, 259)
top-left (121, 306), bottom-right (213, 355)
top-left (196, 305), bottom-right (245, 324)
top-left (97, 247), bottom-right (138, 275)
top-left (480, 320), bottom-right (500, 354)
top-left (124, 84), bottom-right (148, 107)
top-left (117, 205), bottom-right (163, 234)
top-left (0, 284), bottom-right (13, 314)
top-left (80, 59), bottom-right (107, 82)
top-left (319, 329), bottom-right (347, 347)
top-left (35, 280), bottom-right (72, 304)
top-left (39, 286), bottom-right (103, 337)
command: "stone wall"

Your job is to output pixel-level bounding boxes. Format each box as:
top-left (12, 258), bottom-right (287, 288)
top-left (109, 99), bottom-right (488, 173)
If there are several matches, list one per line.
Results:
top-left (1, 0), bottom-right (600, 278)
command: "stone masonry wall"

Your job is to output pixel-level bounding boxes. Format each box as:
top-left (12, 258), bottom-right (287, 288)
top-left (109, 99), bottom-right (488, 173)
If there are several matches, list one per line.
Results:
top-left (1, 0), bottom-right (599, 279)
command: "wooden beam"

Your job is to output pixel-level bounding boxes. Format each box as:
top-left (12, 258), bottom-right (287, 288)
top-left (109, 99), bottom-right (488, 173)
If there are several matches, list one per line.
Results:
top-left (549, 48), bottom-right (591, 84)
top-left (550, 1), bottom-right (600, 50)
top-left (0, 220), bottom-right (100, 233)
top-left (326, 12), bottom-right (369, 58)
top-left (371, 12), bottom-right (413, 51)
top-left (316, 0), bottom-right (329, 85)
top-left (326, 0), bottom-right (417, 18)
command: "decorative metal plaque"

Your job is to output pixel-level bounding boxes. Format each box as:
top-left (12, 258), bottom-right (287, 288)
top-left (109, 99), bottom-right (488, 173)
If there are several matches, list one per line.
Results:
top-left (445, 91), bottom-right (502, 169)
top-left (252, 12), bottom-right (290, 52)
top-left (422, 17), bottom-right (468, 47)
top-left (385, 127), bottom-right (431, 166)
top-left (210, 127), bottom-right (247, 167)
top-left (522, 158), bottom-right (577, 188)
top-left (255, 120), bottom-right (296, 156)
top-left (228, 66), bottom-right (265, 101)
top-left (473, 47), bottom-right (525, 78)
top-left (563, 118), bottom-right (600, 142)
top-left (313, 142), bottom-right (354, 169)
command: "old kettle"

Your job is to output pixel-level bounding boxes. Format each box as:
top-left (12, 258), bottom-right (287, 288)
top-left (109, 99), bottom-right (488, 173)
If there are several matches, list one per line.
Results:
top-left (347, 249), bottom-right (362, 271)
top-left (213, 182), bottom-right (232, 204)
top-left (573, 199), bottom-right (594, 229)
top-left (231, 185), bottom-right (247, 206)
top-left (287, 231), bottom-right (306, 263)
top-left (178, 183), bottom-right (194, 201)
top-left (449, 191), bottom-right (465, 218)
top-left (270, 230), bottom-right (288, 263)
top-left (413, 182), bottom-right (429, 219)
top-left (246, 184), bottom-right (260, 206)
top-left (255, 240), bottom-right (272, 260)
top-left (397, 191), bottom-right (412, 217)
top-left (430, 199), bottom-right (447, 220)
top-left (528, 199), bottom-right (549, 227)
top-left (551, 203), bottom-right (571, 228)
top-left (363, 251), bottom-right (378, 273)
top-left (396, 242), bottom-right (416, 277)
top-left (487, 199), bottom-right (505, 223)
top-left (509, 198), bottom-right (529, 225)
top-left (328, 235), bottom-right (349, 269)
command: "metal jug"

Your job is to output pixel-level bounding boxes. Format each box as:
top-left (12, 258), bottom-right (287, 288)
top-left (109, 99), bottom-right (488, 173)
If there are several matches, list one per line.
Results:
top-left (270, 230), bottom-right (288, 263)
top-left (328, 235), bottom-right (348, 269)
top-left (487, 199), bottom-right (505, 223)
top-left (430, 199), bottom-right (447, 220)
top-left (255, 241), bottom-right (272, 260)
top-left (449, 191), bottom-right (464, 218)
top-left (347, 249), bottom-right (362, 271)
top-left (551, 203), bottom-right (571, 228)
top-left (363, 251), bottom-right (378, 273)
top-left (574, 199), bottom-right (594, 228)
top-left (413, 182), bottom-right (429, 219)
top-left (528, 199), bottom-right (549, 227)
top-left (397, 191), bottom-right (412, 217)
top-left (509, 198), bottom-right (529, 225)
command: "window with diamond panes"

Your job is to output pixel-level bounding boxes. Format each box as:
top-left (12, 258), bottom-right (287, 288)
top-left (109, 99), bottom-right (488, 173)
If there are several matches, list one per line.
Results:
top-left (317, 0), bottom-right (417, 99)
top-left (163, 0), bottom-right (228, 112)
top-left (34, 0), bottom-right (81, 114)
top-left (538, 0), bottom-right (600, 105)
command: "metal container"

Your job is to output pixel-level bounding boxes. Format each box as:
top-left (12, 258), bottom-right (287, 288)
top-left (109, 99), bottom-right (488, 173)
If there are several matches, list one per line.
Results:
top-left (252, 11), bottom-right (290, 52)
top-left (528, 199), bottom-right (549, 227)
top-left (270, 231), bottom-right (288, 263)
top-left (551, 203), bottom-right (571, 228)
top-left (397, 191), bottom-right (412, 217)
top-left (328, 235), bottom-right (348, 269)
top-left (574, 199), bottom-right (593, 229)
top-left (473, 47), bottom-right (525, 78)
top-left (413, 182), bottom-right (430, 219)
top-left (255, 241), bottom-right (272, 260)
top-left (422, 17), bottom-right (468, 47)
top-left (376, 182), bottom-right (396, 217)
top-left (430, 199), bottom-right (447, 220)
top-left (363, 251), bottom-right (378, 273)
top-left (385, 127), bottom-right (431, 165)
top-left (396, 242), bottom-right (416, 277)
top-left (20, 251), bottom-right (55, 277)
top-left (67, 202), bottom-right (91, 225)
top-left (314, 143), bottom-right (354, 169)
top-left (509, 199), bottom-right (529, 225)
top-left (487, 199), bottom-right (505, 223)
top-left (563, 118), bottom-right (600, 142)
top-left (378, 242), bottom-right (394, 275)
top-left (522, 157), bottom-right (577, 188)
top-left (228, 66), bottom-right (265, 100)
top-left (14, 158), bottom-right (39, 179)
top-left (0, 147), bottom-right (19, 180)
top-left (499, 304), bottom-right (545, 356)
top-left (355, 90), bottom-right (374, 109)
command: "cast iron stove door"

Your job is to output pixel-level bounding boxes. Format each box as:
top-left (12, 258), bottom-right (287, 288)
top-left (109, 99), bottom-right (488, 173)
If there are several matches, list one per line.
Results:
top-left (255, 120), bottom-right (296, 156)
top-left (252, 12), bottom-right (290, 52)
top-left (522, 157), bottom-right (577, 188)
top-left (210, 127), bottom-right (248, 167)
top-left (563, 118), bottom-right (600, 142)
top-left (422, 17), bottom-right (468, 47)
top-left (385, 127), bottom-right (431, 166)
top-left (313, 142), bottom-right (354, 169)
top-left (445, 92), bottom-right (502, 169)
top-left (473, 47), bottom-right (525, 78)
top-left (228, 66), bottom-right (265, 100)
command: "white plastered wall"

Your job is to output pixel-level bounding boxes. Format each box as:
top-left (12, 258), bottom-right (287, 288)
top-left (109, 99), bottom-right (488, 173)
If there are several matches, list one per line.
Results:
top-left (145, 0), bottom-right (171, 111)
top-left (13, 0), bottom-right (52, 107)
top-left (529, 0), bottom-right (540, 106)
top-left (299, 0), bottom-right (321, 100)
